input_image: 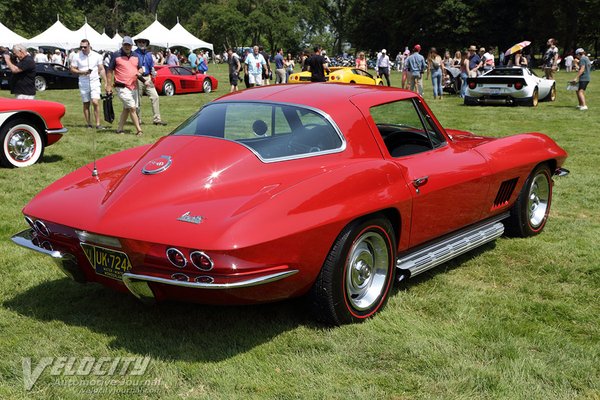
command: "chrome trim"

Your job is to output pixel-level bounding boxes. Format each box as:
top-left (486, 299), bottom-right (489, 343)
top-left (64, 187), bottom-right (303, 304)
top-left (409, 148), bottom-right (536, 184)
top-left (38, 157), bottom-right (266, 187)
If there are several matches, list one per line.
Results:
top-left (171, 273), bottom-right (189, 282)
top-left (11, 229), bottom-right (86, 283)
top-left (166, 248), bottom-right (187, 268)
top-left (190, 251), bottom-right (214, 271)
top-left (76, 230), bottom-right (122, 248)
top-left (122, 269), bottom-right (298, 297)
top-left (195, 275), bottom-right (214, 284)
top-left (24, 216), bottom-right (35, 229)
top-left (46, 127), bottom-right (68, 135)
top-left (142, 155), bottom-right (172, 175)
top-left (33, 220), bottom-right (50, 237)
top-left (554, 167), bottom-right (569, 177)
top-left (172, 100), bottom-right (347, 163)
top-left (397, 214), bottom-right (508, 277)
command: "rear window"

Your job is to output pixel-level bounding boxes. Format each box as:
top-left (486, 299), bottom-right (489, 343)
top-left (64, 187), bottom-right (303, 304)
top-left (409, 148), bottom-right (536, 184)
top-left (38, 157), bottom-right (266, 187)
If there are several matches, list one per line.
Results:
top-left (171, 102), bottom-right (344, 162)
top-left (485, 68), bottom-right (523, 76)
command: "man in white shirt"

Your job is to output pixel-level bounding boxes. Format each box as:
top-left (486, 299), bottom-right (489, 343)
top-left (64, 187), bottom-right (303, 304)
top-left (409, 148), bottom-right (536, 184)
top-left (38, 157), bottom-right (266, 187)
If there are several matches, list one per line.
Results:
top-left (34, 49), bottom-right (47, 63)
top-left (70, 39), bottom-right (107, 129)
top-left (51, 49), bottom-right (62, 64)
top-left (376, 49), bottom-right (391, 86)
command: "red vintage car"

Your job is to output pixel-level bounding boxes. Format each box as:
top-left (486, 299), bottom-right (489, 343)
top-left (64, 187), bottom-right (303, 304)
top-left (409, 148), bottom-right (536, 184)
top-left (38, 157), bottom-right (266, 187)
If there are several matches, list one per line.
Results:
top-left (12, 84), bottom-right (568, 325)
top-left (0, 97), bottom-right (67, 167)
top-left (152, 65), bottom-right (218, 96)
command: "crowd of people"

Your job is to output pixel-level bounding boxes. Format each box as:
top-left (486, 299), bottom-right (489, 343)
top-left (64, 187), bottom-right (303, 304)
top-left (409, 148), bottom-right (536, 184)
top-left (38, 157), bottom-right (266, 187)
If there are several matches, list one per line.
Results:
top-left (1, 36), bottom-right (594, 132)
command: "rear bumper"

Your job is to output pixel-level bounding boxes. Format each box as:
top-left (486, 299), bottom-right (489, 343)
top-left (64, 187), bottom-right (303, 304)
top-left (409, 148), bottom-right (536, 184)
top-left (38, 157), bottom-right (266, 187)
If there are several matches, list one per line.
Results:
top-left (464, 95), bottom-right (530, 106)
top-left (12, 228), bottom-right (300, 303)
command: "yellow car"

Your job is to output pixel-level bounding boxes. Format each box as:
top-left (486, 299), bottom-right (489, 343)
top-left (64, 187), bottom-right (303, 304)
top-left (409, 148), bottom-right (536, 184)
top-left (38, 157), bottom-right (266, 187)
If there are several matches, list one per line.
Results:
top-left (288, 67), bottom-right (384, 86)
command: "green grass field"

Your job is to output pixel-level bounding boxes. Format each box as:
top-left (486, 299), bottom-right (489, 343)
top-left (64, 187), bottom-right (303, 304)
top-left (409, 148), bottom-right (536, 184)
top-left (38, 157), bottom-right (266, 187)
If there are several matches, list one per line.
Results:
top-left (1, 65), bottom-right (598, 399)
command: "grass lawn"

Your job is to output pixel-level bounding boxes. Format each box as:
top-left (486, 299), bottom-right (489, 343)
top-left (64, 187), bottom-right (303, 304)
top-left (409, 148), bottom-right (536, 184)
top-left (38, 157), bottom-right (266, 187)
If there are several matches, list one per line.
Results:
top-left (0, 65), bottom-right (598, 399)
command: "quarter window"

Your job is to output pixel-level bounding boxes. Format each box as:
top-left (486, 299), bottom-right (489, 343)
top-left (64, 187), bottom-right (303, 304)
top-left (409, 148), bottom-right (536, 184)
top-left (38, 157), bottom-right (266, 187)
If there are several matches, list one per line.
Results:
top-left (370, 99), bottom-right (446, 158)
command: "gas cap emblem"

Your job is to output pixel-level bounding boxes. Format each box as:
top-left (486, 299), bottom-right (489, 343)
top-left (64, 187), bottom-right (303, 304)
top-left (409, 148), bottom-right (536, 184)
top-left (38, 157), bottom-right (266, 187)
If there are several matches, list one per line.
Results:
top-left (142, 155), bottom-right (172, 175)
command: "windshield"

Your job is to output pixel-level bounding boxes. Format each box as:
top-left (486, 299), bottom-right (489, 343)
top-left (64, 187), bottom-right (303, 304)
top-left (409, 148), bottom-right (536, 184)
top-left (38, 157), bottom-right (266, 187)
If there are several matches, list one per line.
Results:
top-left (171, 102), bottom-right (344, 162)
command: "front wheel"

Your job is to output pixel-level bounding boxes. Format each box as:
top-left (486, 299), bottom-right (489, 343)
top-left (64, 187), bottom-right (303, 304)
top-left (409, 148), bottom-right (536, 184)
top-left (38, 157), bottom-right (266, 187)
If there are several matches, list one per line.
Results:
top-left (309, 215), bottom-right (396, 325)
top-left (162, 80), bottom-right (175, 96)
top-left (35, 76), bottom-right (47, 91)
top-left (505, 164), bottom-right (552, 237)
top-left (1, 119), bottom-right (44, 168)
top-left (202, 78), bottom-right (212, 93)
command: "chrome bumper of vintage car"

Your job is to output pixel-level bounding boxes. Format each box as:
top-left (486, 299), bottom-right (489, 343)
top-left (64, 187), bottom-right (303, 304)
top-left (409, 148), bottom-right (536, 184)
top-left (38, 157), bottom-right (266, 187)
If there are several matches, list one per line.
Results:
top-left (46, 127), bottom-right (68, 135)
top-left (122, 270), bottom-right (299, 303)
top-left (554, 167), bottom-right (570, 177)
top-left (11, 228), bottom-right (86, 282)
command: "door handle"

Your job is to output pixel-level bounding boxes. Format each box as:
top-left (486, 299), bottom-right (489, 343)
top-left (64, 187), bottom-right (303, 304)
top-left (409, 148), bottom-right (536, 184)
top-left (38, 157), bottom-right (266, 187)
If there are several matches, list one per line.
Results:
top-left (412, 176), bottom-right (429, 188)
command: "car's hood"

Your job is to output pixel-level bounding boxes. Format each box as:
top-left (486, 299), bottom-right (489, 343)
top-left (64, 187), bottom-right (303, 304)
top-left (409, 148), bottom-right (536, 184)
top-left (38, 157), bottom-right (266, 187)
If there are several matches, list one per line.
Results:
top-left (23, 136), bottom-right (330, 247)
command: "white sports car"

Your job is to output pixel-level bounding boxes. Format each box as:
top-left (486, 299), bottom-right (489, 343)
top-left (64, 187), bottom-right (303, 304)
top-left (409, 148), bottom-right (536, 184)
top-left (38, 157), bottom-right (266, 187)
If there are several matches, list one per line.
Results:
top-left (464, 67), bottom-right (556, 107)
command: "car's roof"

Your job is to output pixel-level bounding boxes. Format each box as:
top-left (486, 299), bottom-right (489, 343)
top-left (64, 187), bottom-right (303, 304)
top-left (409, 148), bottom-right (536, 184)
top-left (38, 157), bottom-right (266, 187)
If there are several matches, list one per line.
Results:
top-left (214, 83), bottom-right (417, 114)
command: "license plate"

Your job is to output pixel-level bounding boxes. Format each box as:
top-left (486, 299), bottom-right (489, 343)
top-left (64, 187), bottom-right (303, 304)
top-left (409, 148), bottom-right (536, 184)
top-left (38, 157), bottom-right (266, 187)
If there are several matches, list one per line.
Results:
top-left (81, 243), bottom-right (132, 281)
top-left (489, 87), bottom-right (502, 95)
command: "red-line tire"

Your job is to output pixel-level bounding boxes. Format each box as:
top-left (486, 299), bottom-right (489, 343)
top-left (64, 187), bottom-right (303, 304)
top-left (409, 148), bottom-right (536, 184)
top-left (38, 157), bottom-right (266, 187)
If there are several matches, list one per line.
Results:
top-left (309, 215), bottom-right (396, 325)
top-left (505, 164), bottom-right (553, 237)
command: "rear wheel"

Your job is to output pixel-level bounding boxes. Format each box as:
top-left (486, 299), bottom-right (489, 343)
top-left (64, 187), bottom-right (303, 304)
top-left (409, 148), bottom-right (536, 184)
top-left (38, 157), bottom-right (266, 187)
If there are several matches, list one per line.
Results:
top-left (309, 215), bottom-right (396, 325)
top-left (505, 164), bottom-right (552, 237)
top-left (527, 87), bottom-right (539, 107)
top-left (35, 76), bottom-right (47, 91)
top-left (0, 119), bottom-right (44, 168)
top-left (202, 78), bottom-right (212, 93)
top-left (163, 80), bottom-right (175, 96)
top-left (546, 84), bottom-right (556, 101)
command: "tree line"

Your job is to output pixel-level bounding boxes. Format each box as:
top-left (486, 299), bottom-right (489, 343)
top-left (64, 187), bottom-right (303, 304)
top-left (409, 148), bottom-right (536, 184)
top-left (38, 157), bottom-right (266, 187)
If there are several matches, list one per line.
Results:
top-left (2, 0), bottom-right (598, 57)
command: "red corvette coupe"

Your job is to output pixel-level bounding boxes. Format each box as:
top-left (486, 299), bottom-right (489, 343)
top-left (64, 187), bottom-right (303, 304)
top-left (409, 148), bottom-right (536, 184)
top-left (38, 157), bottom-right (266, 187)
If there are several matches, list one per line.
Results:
top-left (12, 84), bottom-right (568, 324)
top-left (152, 65), bottom-right (218, 96)
top-left (0, 97), bottom-right (67, 167)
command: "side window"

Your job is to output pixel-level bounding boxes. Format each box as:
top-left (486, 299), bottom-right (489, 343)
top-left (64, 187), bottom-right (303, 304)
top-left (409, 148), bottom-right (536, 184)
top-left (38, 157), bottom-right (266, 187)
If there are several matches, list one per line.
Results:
top-left (370, 99), bottom-right (445, 158)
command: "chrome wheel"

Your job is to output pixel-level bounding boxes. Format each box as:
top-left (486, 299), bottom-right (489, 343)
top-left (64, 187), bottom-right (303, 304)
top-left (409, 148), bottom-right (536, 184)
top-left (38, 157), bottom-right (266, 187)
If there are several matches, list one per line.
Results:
top-left (345, 231), bottom-right (390, 311)
top-left (528, 173), bottom-right (550, 229)
top-left (35, 76), bottom-right (47, 91)
top-left (163, 81), bottom-right (175, 96)
top-left (1, 121), bottom-right (44, 168)
top-left (202, 79), bottom-right (212, 93)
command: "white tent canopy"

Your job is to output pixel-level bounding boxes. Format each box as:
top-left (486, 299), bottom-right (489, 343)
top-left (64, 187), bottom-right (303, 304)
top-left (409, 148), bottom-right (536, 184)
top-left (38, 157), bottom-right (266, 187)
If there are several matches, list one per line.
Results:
top-left (133, 19), bottom-right (171, 48)
top-left (112, 32), bottom-right (122, 45)
top-left (74, 22), bottom-right (118, 51)
top-left (0, 22), bottom-right (28, 47)
top-left (25, 19), bottom-right (79, 50)
top-left (169, 22), bottom-right (213, 51)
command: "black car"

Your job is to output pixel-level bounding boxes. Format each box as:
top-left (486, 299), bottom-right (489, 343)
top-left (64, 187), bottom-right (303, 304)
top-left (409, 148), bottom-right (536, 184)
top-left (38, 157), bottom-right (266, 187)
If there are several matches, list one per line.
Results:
top-left (0, 63), bottom-right (79, 91)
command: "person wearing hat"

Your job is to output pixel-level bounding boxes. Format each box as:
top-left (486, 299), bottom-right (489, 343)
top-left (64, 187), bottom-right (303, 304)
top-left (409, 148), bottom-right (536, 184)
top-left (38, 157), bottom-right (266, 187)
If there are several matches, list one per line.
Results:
top-left (376, 49), bottom-right (391, 86)
top-left (406, 44), bottom-right (426, 95)
top-left (133, 38), bottom-right (166, 126)
top-left (105, 36), bottom-right (144, 135)
top-left (572, 48), bottom-right (591, 111)
top-left (70, 39), bottom-right (107, 129)
top-left (468, 45), bottom-right (482, 76)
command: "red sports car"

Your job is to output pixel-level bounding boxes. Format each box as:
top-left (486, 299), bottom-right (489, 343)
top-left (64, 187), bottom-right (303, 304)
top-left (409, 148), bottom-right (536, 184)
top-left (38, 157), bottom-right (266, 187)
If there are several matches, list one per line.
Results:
top-left (12, 84), bottom-right (568, 325)
top-left (0, 97), bottom-right (67, 168)
top-left (152, 65), bottom-right (218, 96)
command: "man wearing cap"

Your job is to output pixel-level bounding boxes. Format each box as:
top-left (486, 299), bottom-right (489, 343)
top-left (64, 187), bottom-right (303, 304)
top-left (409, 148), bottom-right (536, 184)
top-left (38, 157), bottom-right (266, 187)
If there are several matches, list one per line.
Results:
top-left (572, 48), bottom-right (591, 111)
top-left (70, 39), bottom-right (107, 129)
top-left (105, 36), bottom-right (144, 136)
top-left (406, 45), bottom-right (426, 95)
top-left (134, 38), bottom-right (166, 126)
top-left (376, 49), bottom-right (391, 86)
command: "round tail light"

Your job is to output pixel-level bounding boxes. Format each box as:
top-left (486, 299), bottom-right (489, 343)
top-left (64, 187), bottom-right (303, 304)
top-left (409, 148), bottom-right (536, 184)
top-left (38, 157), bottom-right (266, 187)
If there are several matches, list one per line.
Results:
top-left (166, 248), bottom-right (187, 268)
top-left (514, 82), bottom-right (523, 90)
top-left (468, 82), bottom-right (476, 89)
top-left (190, 251), bottom-right (214, 271)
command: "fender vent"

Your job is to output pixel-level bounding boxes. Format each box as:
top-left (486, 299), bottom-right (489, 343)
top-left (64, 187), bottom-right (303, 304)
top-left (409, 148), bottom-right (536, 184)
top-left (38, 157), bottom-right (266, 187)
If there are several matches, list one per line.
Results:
top-left (493, 178), bottom-right (518, 209)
